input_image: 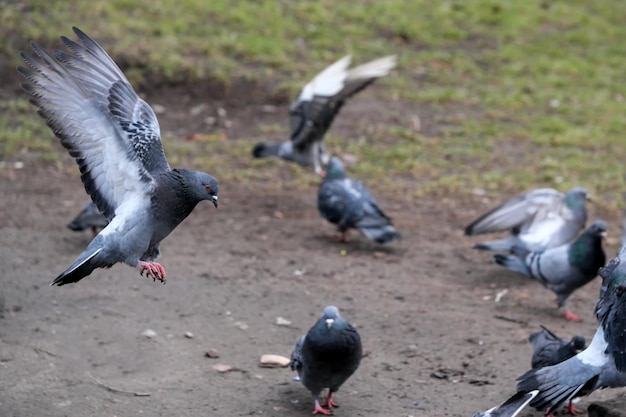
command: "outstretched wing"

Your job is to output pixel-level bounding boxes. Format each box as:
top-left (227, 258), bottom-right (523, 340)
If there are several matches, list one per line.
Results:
top-left (289, 55), bottom-right (396, 151)
top-left (465, 188), bottom-right (564, 236)
top-left (18, 27), bottom-right (170, 220)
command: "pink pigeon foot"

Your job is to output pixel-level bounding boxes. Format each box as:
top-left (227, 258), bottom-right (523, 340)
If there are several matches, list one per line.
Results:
top-left (138, 261), bottom-right (167, 283)
top-left (322, 392), bottom-right (339, 408)
top-left (563, 310), bottom-right (582, 322)
top-left (313, 400), bottom-right (332, 415)
top-left (563, 401), bottom-right (582, 415)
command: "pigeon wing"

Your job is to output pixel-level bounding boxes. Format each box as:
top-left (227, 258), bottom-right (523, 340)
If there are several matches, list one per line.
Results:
top-left (18, 27), bottom-right (170, 220)
top-left (465, 188), bottom-right (564, 235)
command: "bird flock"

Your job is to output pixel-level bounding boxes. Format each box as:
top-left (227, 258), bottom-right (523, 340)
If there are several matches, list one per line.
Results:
top-left (17, 27), bottom-right (626, 416)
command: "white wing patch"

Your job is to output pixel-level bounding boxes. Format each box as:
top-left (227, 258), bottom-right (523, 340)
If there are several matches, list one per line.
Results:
top-left (298, 55), bottom-right (352, 101)
top-left (578, 327), bottom-right (609, 367)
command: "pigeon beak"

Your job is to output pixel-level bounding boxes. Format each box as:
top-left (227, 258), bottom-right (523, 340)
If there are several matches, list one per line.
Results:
top-left (325, 318), bottom-right (334, 329)
top-left (600, 231), bottom-right (607, 239)
top-left (211, 195), bottom-right (218, 208)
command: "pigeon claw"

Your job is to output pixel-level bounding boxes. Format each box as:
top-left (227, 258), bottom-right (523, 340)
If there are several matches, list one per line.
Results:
top-left (563, 401), bottom-right (582, 415)
top-left (138, 261), bottom-right (167, 283)
top-left (312, 400), bottom-right (332, 415)
top-left (563, 310), bottom-right (582, 322)
top-left (321, 393), bottom-right (339, 408)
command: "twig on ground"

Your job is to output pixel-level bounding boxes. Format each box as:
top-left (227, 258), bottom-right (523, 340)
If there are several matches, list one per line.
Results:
top-left (88, 372), bottom-right (151, 397)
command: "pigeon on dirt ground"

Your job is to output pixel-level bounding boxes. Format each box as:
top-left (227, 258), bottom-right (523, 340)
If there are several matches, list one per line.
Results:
top-left (318, 157), bottom-right (400, 244)
top-left (471, 390), bottom-right (538, 417)
top-left (252, 55), bottom-right (397, 176)
top-left (529, 326), bottom-right (587, 414)
top-left (289, 306), bottom-right (362, 415)
top-left (465, 187), bottom-right (590, 252)
top-left (18, 27), bottom-right (219, 286)
top-left (516, 247), bottom-right (626, 413)
top-left (66, 201), bottom-right (109, 235)
top-left (529, 326), bottom-right (587, 369)
top-left (493, 220), bottom-right (607, 321)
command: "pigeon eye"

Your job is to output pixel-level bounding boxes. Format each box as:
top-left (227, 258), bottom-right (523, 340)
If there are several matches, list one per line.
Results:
top-left (205, 184), bottom-right (211, 191)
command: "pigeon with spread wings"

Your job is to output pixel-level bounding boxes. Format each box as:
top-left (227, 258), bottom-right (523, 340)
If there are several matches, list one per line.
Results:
top-left (18, 27), bottom-right (219, 286)
top-left (252, 55), bottom-right (396, 176)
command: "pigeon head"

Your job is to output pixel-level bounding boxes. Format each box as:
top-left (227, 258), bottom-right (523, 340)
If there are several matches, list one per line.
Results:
top-left (324, 157), bottom-right (346, 180)
top-left (197, 172), bottom-right (219, 208)
top-left (174, 169), bottom-right (219, 208)
top-left (565, 187), bottom-right (591, 207)
top-left (570, 335), bottom-right (586, 351)
top-left (588, 220), bottom-right (607, 238)
top-left (321, 305), bottom-right (342, 328)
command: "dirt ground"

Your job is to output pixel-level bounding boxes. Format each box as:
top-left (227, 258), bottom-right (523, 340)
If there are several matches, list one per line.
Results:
top-left (0, 85), bottom-right (623, 417)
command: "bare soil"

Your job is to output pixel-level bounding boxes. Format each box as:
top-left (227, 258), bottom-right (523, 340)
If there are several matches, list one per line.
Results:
top-left (0, 85), bottom-right (622, 417)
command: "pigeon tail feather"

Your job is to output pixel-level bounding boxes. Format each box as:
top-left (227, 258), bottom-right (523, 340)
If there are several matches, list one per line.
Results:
top-left (252, 142), bottom-right (281, 158)
top-left (494, 254), bottom-right (531, 276)
top-left (51, 246), bottom-right (106, 286)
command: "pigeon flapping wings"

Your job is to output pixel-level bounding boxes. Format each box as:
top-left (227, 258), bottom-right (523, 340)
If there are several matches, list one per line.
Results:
top-left (19, 27), bottom-right (219, 285)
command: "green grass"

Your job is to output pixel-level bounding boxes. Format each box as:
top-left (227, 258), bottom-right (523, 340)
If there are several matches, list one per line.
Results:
top-left (2, 0), bottom-right (626, 208)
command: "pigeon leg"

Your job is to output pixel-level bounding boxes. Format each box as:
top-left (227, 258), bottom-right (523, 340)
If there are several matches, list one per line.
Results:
top-left (138, 261), bottom-right (167, 283)
top-left (337, 230), bottom-right (349, 243)
top-left (312, 399), bottom-right (332, 415)
top-left (563, 310), bottom-right (582, 322)
top-left (322, 392), bottom-right (339, 408)
top-left (563, 401), bottom-right (582, 415)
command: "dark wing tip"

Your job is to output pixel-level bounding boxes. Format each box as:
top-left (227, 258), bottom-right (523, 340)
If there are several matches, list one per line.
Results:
top-left (252, 143), bottom-right (267, 158)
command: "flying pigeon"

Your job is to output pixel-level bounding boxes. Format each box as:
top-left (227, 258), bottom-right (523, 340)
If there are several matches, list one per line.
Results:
top-left (493, 220), bottom-right (607, 321)
top-left (318, 157), bottom-right (400, 244)
top-left (289, 306), bottom-right (362, 415)
top-left (18, 27), bottom-right (219, 286)
top-left (252, 55), bottom-right (397, 176)
top-left (516, 247), bottom-right (626, 413)
top-left (465, 187), bottom-right (590, 252)
top-left (529, 326), bottom-right (587, 414)
top-left (471, 390), bottom-right (539, 417)
top-left (66, 201), bottom-right (109, 235)
top-left (529, 326), bottom-right (586, 369)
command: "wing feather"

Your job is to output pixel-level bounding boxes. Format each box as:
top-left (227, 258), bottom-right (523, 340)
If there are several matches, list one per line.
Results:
top-left (18, 27), bottom-right (169, 219)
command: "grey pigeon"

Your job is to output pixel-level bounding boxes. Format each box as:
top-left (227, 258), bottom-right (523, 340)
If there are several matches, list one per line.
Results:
top-left (289, 306), bottom-right (362, 415)
top-left (66, 201), bottom-right (109, 235)
top-left (493, 220), bottom-right (607, 321)
top-left (472, 390), bottom-right (538, 417)
top-left (516, 247), bottom-right (626, 413)
top-left (529, 326), bottom-right (586, 369)
top-left (318, 157), bottom-right (400, 244)
top-left (18, 27), bottom-right (219, 286)
top-left (465, 187), bottom-right (590, 252)
top-left (252, 55), bottom-right (397, 176)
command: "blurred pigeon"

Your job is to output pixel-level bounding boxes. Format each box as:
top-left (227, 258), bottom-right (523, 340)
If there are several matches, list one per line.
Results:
top-left (18, 27), bottom-right (219, 286)
top-left (516, 247), bottom-right (626, 413)
top-left (66, 201), bottom-right (108, 235)
top-left (318, 157), bottom-right (400, 244)
top-left (472, 390), bottom-right (538, 417)
top-left (529, 326), bottom-right (586, 369)
top-left (252, 55), bottom-right (397, 176)
top-left (494, 220), bottom-right (607, 321)
top-left (529, 326), bottom-right (587, 414)
top-left (465, 187), bottom-right (590, 252)
top-left (290, 306), bottom-right (362, 415)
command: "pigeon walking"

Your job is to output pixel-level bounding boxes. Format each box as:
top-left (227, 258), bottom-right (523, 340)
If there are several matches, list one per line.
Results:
top-left (318, 157), bottom-right (400, 244)
top-left (529, 326), bottom-right (587, 414)
top-left (493, 220), bottom-right (607, 321)
top-left (516, 247), bottom-right (626, 413)
top-left (471, 390), bottom-right (538, 417)
top-left (252, 55), bottom-right (396, 176)
top-left (66, 201), bottom-right (109, 235)
top-left (465, 187), bottom-right (590, 252)
top-left (290, 306), bottom-right (362, 415)
top-left (18, 27), bottom-right (219, 286)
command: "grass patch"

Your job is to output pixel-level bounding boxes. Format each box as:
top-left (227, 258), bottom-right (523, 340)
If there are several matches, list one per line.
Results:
top-left (2, 0), bottom-right (626, 207)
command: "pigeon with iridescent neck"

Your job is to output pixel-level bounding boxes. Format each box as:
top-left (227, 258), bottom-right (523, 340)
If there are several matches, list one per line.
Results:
top-left (18, 27), bottom-right (219, 285)
top-left (516, 247), bottom-right (626, 413)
